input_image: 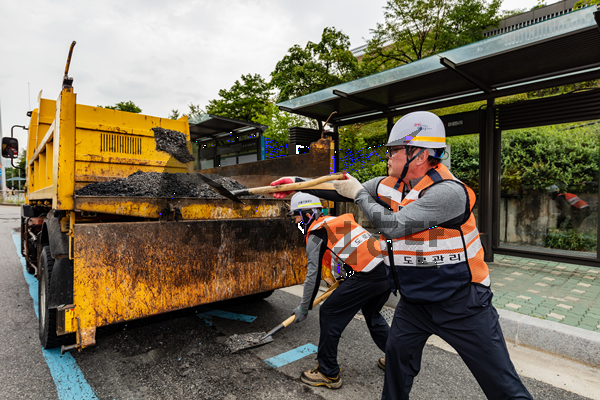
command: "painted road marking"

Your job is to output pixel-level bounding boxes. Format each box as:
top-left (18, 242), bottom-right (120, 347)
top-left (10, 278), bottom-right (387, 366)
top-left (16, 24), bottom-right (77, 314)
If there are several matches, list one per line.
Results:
top-left (12, 234), bottom-right (98, 400)
top-left (264, 344), bottom-right (318, 368)
top-left (196, 309), bottom-right (257, 326)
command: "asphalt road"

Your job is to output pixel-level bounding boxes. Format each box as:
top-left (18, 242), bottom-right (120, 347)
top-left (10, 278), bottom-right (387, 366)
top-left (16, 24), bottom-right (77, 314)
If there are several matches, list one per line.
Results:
top-left (1, 204), bottom-right (599, 400)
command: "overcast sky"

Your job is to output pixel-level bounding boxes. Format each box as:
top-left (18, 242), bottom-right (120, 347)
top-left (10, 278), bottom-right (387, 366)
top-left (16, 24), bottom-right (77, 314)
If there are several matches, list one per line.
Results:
top-left (0, 0), bottom-right (539, 148)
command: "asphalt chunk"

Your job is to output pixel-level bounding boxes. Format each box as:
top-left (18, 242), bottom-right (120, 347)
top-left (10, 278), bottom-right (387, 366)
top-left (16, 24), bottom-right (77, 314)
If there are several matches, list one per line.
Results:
top-left (152, 126), bottom-right (195, 163)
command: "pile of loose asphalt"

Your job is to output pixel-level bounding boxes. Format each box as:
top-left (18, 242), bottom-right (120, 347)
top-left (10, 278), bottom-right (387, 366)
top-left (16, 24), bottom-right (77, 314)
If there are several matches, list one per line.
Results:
top-left (75, 126), bottom-right (266, 199)
top-left (71, 307), bottom-right (324, 400)
top-left (75, 171), bottom-right (265, 199)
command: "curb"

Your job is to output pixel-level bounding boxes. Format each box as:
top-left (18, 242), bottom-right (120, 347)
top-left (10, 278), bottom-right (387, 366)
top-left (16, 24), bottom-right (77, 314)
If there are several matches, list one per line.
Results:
top-left (0, 203), bottom-right (21, 207)
top-left (498, 309), bottom-right (600, 368)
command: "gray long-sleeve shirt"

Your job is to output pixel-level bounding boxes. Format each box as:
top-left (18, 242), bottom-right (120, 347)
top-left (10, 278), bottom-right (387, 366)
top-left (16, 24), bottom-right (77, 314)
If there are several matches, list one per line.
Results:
top-left (300, 228), bottom-right (327, 312)
top-left (304, 175), bottom-right (469, 239)
top-left (356, 176), bottom-right (468, 239)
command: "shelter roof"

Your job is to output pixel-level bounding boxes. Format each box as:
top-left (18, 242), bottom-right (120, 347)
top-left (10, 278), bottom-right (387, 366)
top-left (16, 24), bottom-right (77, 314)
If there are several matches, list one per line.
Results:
top-left (277, 6), bottom-right (600, 126)
top-left (188, 114), bottom-right (267, 143)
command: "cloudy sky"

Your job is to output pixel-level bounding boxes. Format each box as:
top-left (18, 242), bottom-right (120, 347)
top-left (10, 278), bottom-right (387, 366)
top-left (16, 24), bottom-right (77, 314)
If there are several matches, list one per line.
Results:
top-left (0, 0), bottom-right (538, 148)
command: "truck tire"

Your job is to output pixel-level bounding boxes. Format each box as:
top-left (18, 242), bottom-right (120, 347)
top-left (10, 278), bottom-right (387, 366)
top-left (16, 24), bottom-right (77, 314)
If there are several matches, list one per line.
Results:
top-left (38, 247), bottom-right (75, 348)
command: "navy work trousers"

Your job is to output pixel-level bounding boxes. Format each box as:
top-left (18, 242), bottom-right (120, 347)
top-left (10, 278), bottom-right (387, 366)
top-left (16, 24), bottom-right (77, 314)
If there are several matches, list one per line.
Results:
top-left (382, 285), bottom-right (532, 400)
top-left (317, 265), bottom-right (390, 377)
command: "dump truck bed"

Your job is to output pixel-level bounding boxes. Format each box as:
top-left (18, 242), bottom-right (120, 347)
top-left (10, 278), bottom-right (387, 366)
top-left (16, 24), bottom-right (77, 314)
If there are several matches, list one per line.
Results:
top-left (74, 196), bottom-right (287, 220)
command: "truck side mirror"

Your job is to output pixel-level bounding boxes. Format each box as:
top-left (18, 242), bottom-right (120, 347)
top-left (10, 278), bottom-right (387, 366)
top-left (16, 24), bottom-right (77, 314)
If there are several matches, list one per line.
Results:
top-left (1, 137), bottom-right (19, 159)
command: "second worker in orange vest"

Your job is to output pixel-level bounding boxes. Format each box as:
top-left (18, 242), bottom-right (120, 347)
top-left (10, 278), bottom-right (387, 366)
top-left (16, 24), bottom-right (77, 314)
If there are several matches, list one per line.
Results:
top-left (287, 192), bottom-right (390, 390)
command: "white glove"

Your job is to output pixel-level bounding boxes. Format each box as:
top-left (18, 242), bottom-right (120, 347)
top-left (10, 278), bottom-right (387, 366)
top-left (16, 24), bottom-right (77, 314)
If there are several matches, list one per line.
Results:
top-left (333, 173), bottom-right (364, 200)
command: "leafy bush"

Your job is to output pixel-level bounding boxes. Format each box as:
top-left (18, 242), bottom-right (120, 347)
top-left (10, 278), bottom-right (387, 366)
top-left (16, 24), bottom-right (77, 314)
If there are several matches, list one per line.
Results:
top-left (544, 228), bottom-right (597, 252)
top-left (501, 123), bottom-right (599, 193)
top-left (447, 134), bottom-right (480, 191)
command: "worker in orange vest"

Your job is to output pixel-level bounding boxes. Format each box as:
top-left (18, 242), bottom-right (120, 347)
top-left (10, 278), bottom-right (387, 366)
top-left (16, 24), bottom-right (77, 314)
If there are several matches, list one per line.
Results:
top-left (548, 185), bottom-right (591, 229)
top-left (272, 111), bottom-right (532, 399)
top-left (288, 192), bottom-right (389, 390)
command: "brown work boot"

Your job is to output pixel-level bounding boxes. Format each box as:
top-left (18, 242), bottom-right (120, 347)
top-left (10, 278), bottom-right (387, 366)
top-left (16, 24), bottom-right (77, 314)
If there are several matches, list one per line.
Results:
top-left (300, 364), bottom-right (342, 389)
top-left (378, 357), bottom-right (385, 371)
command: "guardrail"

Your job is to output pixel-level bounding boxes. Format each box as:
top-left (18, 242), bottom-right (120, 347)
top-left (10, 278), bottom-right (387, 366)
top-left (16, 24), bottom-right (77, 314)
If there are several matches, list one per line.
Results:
top-left (0, 190), bottom-right (25, 204)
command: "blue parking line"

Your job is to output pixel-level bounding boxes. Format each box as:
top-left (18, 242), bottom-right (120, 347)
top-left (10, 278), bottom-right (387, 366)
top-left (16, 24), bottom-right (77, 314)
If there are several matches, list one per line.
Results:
top-left (264, 344), bottom-right (318, 368)
top-left (12, 234), bottom-right (98, 400)
top-left (196, 309), bottom-right (257, 326)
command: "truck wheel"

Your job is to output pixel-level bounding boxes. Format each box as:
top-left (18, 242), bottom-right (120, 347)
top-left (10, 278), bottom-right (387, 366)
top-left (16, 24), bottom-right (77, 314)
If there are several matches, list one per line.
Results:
top-left (38, 247), bottom-right (74, 348)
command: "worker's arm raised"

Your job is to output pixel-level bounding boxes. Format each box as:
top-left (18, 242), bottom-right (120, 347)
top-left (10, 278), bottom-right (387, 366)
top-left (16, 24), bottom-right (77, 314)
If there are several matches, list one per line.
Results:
top-left (355, 180), bottom-right (468, 238)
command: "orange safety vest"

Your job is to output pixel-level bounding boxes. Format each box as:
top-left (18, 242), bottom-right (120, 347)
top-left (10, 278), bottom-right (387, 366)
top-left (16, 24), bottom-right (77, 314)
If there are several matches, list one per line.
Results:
top-left (376, 164), bottom-right (490, 303)
top-left (559, 193), bottom-right (589, 209)
top-left (307, 214), bottom-right (383, 274)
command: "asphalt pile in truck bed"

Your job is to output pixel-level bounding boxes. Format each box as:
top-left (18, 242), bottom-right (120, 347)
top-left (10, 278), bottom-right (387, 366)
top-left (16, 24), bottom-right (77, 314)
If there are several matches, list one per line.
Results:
top-left (75, 171), bottom-right (265, 199)
top-left (152, 127), bottom-right (195, 163)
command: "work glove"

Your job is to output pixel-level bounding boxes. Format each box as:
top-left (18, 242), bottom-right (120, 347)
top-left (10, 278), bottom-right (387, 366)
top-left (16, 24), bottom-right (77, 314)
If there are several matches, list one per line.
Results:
top-left (333, 172), bottom-right (364, 200)
top-left (270, 177), bottom-right (297, 199)
top-left (292, 306), bottom-right (308, 323)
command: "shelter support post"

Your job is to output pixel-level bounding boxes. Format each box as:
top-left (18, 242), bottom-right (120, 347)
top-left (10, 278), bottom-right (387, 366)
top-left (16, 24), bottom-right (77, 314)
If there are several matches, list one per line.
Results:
top-left (387, 117), bottom-right (394, 143)
top-left (478, 99), bottom-right (496, 263)
top-left (332, 125), bottom-right (340, 216)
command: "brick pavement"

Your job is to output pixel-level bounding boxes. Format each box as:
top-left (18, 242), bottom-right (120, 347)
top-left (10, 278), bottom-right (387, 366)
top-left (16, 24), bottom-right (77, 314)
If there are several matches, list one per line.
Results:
top-left (489, 255), bottom-right (600, 333)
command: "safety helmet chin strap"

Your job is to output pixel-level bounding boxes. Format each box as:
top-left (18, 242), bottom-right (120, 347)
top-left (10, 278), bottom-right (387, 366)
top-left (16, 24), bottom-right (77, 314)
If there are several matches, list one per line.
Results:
top-left (300, 208), bottom-right (322, 238)
top-left (398, 147), bottom-right (427, 183)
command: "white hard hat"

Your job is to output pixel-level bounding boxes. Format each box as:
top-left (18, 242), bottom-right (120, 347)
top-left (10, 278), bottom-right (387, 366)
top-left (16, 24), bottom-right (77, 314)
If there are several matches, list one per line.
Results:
top-left (547, 185), bottom-right (560, 192)
top-left (386, 111), bottom-right (446, 149)
top-left (289, 193), bottom-right (322, 215)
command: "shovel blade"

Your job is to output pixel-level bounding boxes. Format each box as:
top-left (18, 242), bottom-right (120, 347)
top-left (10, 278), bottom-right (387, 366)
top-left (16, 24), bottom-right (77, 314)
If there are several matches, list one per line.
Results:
top-left (226, 332), bottom-right (274, 353)
top-left (197, 174), bottom-right (244, 203)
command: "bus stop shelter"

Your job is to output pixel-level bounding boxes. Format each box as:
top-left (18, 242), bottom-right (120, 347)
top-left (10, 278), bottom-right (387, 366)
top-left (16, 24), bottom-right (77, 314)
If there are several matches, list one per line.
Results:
top-left (277, 6), bottom-right (600, 267)
top-left (189, 114), bottom-right (267, 169)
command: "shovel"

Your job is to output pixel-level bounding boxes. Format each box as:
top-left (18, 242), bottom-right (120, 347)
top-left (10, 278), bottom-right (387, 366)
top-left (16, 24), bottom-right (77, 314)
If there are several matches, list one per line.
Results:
top-left (201, 172), bottom-right (346, 204)
top-left (232, 173), bottom-right (347, 197)
top-left (226, 279), bottom-right (342, 353)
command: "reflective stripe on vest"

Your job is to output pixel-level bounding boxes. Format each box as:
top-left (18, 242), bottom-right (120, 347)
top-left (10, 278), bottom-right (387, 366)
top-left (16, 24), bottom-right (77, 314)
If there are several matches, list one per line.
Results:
top-left (561, 193), bottom-right (589, 209)
top-left (308, 214), bottom-right (383, 273)
top-left (376, 164), bottom-right (490, 303)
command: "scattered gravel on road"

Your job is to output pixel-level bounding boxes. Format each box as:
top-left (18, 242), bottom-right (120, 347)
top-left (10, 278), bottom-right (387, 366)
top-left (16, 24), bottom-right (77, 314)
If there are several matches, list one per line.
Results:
top-left (152, 127), bottom-right (195, 163)
top-left (72, 311), bottom-right (325, 400)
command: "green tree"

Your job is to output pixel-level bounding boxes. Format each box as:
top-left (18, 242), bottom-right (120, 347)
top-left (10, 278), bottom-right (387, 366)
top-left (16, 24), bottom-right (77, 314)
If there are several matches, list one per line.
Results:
top-left (5, 149), bottom-right (27, 190)
top-left (271, 27), bottom-right (363, 102)
top-left (253, 102), bottom-right (314, 142)
top-left (101, 100), bottom-right (142, 113)
top-left (205, 74), bottom-right (271, 122)
top-left (167, 109), bottom-right (181, 120)
top-left (168, 103), bottom-right (204, 120)
top-left (362, 0), bottom-right (503, 71)
top-left (574, 0), bottom-right (600, 9)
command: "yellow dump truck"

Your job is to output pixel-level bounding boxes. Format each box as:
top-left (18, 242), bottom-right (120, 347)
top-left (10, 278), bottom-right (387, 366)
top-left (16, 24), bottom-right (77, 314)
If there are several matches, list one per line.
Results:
top-left (6, 65), bottom-right (322, 352)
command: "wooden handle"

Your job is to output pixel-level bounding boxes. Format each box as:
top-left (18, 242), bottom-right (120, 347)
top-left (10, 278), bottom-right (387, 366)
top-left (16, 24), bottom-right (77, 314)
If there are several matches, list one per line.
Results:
top-left (266, 279), bottom-right (342, 338)
top-left (281, 315), bottom-right (296, 328)
top-left (233, 173), bottom-right (345, 196)
top-left (312, 279), bottom-right (341, 307)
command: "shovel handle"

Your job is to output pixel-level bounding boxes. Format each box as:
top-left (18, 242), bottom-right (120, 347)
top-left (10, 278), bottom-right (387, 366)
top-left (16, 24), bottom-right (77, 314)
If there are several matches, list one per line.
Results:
top-left (233, 173), bottom-right (346, 196)
top-left (264, 279), bottom-right (342, 339)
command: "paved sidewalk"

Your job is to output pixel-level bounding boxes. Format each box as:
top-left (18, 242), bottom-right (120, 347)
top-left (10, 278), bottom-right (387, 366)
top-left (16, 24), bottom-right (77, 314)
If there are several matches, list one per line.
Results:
top-left (489, 255), bottom-right (600, 333)
top-left (379, 254), bottom-right (600, 367)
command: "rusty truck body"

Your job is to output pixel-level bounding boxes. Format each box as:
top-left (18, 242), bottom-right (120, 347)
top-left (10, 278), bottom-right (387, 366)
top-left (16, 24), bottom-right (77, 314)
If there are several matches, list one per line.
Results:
top-left (8, 73), bottom-right (332, 352)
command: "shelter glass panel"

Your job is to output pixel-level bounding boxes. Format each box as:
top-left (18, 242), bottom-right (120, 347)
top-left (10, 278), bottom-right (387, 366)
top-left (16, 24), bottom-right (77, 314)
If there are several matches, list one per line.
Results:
top-left (498, 121), bottom-right (599, 259)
